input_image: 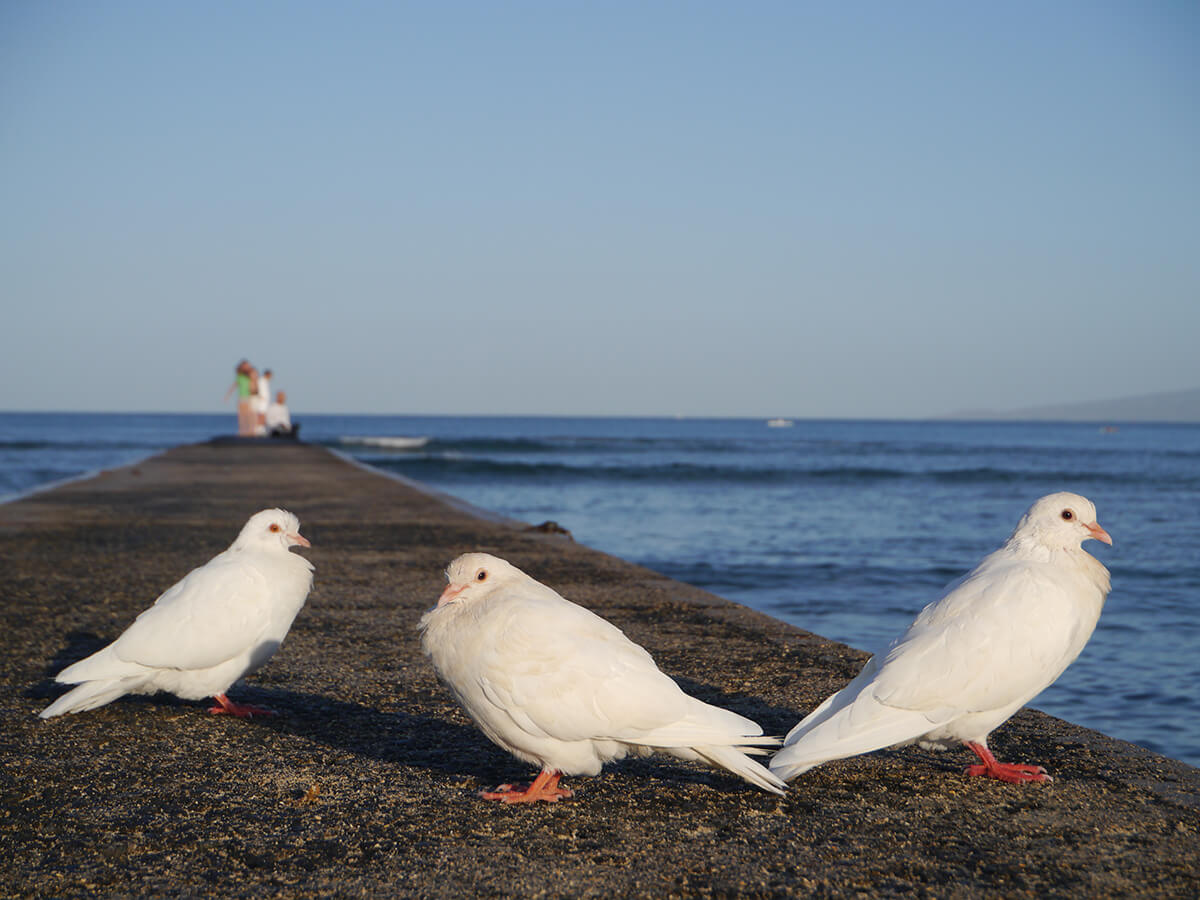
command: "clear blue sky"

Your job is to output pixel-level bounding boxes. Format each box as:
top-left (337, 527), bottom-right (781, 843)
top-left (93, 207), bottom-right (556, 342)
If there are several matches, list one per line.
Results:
top-left (2, 1), bottom-right (1197, 417)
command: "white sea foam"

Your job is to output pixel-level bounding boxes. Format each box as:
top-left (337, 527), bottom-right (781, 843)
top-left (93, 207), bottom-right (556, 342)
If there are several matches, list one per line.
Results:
top-left (338, 435), bottom-right (430, 450)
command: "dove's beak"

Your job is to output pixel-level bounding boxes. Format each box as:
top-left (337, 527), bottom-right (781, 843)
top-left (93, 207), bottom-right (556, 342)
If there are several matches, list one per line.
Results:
top-left (1087, 522), bottom-right (1112, 546)
top-left (438, 583), bottom-right (466, 607)
top-left (288, 532), bottom-right (312, 549)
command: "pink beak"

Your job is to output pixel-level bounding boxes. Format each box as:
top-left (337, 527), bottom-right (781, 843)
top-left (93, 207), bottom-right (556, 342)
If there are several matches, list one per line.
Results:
top-left (1087, 522), bottom-right (1113, 546)
top-left (288, 531), bottom-right (312, 548)
top-left (438, 583), bottom-right (466, 607)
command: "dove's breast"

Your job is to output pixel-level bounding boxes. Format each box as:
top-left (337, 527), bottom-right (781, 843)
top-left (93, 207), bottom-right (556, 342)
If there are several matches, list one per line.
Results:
top-left (253, 555), bottom-right (315, 661)
top-left (924, 550), bottom-right (1110, 746)
top-left (267, 556), bottom-right (314, 619)
top-left (418, 591), bottom-right (632, 774)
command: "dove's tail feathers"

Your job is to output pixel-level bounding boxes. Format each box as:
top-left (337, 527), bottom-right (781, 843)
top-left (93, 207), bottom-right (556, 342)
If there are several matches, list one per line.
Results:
top-left (54, 644), bottom-right (149, 685)
top-left (738, 737), bottom-right (783, 757)
top-left (631, 697), bottom-right (782, 752)
top-left (769, 693), bottom-right (933, 782)
top-left (695, 744), bottom-right (788, 795)
top-left (635, 700), bottom-right (787, 793)
top-left (784, 655), bottom-right (886, 744)
top-left (712, 730), bottom-right (783, 752)
top-left (783, 687), bottom-right (846, 744)
top-left (39, 675), bottom-right (149, 719)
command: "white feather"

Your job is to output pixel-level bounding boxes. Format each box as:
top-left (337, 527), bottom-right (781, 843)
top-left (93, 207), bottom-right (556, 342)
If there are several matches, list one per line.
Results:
top-left (771, 492), bottom-right (1111, 781)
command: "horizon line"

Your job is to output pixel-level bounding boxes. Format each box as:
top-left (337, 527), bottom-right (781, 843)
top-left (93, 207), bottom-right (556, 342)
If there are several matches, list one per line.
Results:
top-left (0, 409), bottom-right (1196, 426)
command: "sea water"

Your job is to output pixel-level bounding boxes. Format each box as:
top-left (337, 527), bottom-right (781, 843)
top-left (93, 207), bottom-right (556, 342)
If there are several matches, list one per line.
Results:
top-left (2, 411), bottom-right (1197, 766)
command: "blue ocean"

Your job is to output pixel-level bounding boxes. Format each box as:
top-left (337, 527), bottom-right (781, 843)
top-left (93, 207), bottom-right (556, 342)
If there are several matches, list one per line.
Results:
top-left (2, 412), bottom-right (1197, 767)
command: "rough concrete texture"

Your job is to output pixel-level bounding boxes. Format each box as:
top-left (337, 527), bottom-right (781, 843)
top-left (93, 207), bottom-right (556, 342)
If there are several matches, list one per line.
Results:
top-left (1, 442), bottom-right (1197, 898)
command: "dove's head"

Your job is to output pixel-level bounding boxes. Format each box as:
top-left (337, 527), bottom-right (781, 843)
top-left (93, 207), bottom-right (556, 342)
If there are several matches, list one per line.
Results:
top-left (437, 552), bottom-right (521, 607)
top-left (1015, 492), bottom-right (1112, 549)
top-left (233, 508), bottom-right (312, 553)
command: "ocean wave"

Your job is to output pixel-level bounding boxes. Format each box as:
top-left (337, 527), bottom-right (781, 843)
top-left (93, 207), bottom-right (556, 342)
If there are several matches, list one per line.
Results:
top-left (353, 454), bottom-right (1169, 488)
top-left (365, 456), bottom-right (899, 484)
top-left (0, 439), bottom-right (157, 451)
top-left (328, 434), bottom-right (770, 456)
top-left (338, 435), bottom-right (430, 450)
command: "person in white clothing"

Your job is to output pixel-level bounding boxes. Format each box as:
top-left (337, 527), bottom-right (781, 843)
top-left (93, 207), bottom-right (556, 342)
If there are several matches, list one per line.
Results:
top-left (266, 390), bottom-right (293, 436)
top-left (253, 368), bottom-right (272, 436)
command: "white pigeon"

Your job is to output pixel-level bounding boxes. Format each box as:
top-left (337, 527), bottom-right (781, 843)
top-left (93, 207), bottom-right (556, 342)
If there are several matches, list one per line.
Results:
top-left (770, 492), bottom-right (1112, 785)
top-left (40, 509), bottom-right (314, 720)
top-left (419, 553), bottom-right (787, 802)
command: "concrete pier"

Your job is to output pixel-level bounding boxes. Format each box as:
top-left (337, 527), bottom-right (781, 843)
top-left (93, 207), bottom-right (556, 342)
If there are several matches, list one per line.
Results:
top-left (1, 442), bottom-right (1197, 897)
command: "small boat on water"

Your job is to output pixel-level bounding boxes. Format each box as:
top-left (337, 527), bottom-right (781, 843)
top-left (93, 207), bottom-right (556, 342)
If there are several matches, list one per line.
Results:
top-left (339, 435), bottom-right (430, 450)
top-left (766, 418), bottom-right (794, 428)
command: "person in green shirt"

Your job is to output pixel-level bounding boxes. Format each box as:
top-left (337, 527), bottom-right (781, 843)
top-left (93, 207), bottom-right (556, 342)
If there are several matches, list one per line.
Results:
top-left (224, 359), bottom-right (257, 436)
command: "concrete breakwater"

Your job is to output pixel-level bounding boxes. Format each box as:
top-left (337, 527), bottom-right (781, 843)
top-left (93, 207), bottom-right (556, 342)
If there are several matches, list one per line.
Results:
top-left (1, 442), bottom-right (1197, 897)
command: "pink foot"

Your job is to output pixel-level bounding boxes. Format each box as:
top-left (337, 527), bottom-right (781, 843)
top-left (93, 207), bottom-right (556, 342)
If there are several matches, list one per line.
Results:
top-left (208, 692), bottom-right (276, 719)
top-left (479, 770), bottom-right (574, 804)
top-left (964, 741), bottom-right (1052, 784)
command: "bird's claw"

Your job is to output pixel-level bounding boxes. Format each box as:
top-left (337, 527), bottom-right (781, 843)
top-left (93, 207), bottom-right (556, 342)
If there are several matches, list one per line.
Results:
top-left (208, 695), bottom-right (276, 718)
top-left (964, 762), bottom-right (1052, 784)
top-left (479, 772), bottom-right (574, 803)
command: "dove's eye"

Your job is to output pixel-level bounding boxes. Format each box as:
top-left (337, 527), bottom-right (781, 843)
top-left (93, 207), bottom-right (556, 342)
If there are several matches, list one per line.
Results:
top-left (476, 569), bottom-right (488, 581)
top-left (1060, 510), bottom-right (1074, 521)
top-left (269, 523), bottom-right (282, 533)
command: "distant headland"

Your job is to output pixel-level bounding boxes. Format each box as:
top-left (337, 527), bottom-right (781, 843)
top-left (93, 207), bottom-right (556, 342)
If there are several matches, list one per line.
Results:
top-left (948, 387), bottom-right (1200, 423)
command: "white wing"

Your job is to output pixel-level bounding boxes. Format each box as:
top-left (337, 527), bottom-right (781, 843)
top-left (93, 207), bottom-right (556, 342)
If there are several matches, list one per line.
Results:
top-left (59, 555), bottom-right (273, 682)
top-left (474, 585), bottom-right (694, 742)
top-left (872, 559), bottom-right (1089, 716)
top-left (469, 583), bottom-right (766, 748)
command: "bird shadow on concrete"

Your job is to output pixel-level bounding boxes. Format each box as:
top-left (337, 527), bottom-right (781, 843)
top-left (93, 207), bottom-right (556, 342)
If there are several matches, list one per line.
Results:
top-left (25, 631), bottom-right (110, 703)
top-left (246, 680), bottom-right (800, 797)
top-left (23, 676), bottom-right (503, 782)
top-left (25, 636), bottom-right (803, 794)
top-left (239, 686), bottom-right (509, 780)
top-left (36, 630), bottom-right (107, 679)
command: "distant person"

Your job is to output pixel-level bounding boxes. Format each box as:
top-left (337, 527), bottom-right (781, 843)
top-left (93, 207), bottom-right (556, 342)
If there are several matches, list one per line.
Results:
top-left (223, 360), bottom-right (256, 436)
top-left (266, 390), bottom-right (296, 438)
top-left (252, 367), bottom-right (271, 436)
top-left (256, 369), bottom-right (273, 432)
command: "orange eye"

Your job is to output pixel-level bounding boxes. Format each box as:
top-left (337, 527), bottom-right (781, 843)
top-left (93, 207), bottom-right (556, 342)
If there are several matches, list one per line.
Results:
top-left (269, 523), bottom-right (282, 533)
top-left (476, 569), bottom-right (488, 581)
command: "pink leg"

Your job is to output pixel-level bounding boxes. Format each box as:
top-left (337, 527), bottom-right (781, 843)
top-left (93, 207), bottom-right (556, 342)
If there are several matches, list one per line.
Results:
top-left (207, 692), bottom-right (276, 718)
top-left (964, 741), bottom-right (1052, 784)
top-left (479, 770), bottom-right (574, 804)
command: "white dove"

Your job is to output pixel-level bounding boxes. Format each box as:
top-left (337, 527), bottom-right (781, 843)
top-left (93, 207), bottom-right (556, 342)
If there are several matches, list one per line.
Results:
top-left (419, 553), bottom-right (787, 802)
top-left (770, 492), bottom-right (1112, 785)
top-left (40, 508), bottom-right (314, 720)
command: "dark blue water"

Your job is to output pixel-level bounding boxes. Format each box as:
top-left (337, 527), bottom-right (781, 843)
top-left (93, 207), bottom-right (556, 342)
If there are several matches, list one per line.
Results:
top-left (3, 412), bottom-right (1197, 767)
